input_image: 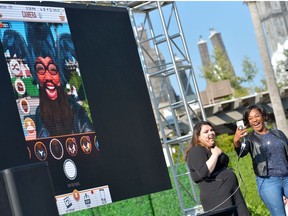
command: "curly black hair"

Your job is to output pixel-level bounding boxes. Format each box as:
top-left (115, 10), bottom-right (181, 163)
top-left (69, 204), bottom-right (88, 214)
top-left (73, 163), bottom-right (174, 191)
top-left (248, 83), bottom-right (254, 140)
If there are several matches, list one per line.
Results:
top-left (243, 104), bottom-right (269, 127)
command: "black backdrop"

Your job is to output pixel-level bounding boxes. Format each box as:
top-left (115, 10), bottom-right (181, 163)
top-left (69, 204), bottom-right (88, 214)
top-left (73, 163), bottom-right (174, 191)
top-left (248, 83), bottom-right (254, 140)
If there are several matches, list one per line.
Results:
top-left (0, 2), bottom-right (171, 202)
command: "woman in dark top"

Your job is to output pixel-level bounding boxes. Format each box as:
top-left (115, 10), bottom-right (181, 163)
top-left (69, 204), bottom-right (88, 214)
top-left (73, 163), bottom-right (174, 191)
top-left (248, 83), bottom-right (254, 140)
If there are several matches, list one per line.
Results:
top-left (234, 104), bottom-right (288, 216)
top-left (185, 121), bottom-right (249, 216)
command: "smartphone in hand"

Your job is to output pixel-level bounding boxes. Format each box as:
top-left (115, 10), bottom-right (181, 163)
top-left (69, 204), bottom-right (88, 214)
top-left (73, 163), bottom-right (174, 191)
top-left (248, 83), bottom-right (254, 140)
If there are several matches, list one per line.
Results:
top-left (236, 120), bottom-right (247, 135)
top-left (236, 120), bottom-right (245, 130)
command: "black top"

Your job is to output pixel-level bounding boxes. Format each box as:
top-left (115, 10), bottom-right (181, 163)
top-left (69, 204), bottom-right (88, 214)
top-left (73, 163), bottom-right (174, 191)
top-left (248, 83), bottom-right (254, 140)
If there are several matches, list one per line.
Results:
top-left (187, 146), bottom-right (229, 183)
top-left (186, 146), bottom-right (250, 215)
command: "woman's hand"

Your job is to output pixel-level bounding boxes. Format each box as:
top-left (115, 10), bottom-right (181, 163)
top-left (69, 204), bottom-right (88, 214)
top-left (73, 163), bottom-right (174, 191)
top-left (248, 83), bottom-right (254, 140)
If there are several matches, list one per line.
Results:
top-left (211, 146), bottom-right (222, 156)
top-left (206, 146), bottom-right (222, 173)
top-left (233, 127), bottom-right (247, 147)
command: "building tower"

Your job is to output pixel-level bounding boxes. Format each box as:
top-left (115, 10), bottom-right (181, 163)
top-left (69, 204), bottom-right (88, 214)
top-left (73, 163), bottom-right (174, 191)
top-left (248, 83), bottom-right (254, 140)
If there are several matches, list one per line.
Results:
top-left (209, 28), bottom-right (235, 76)
top-left (197, 31), bottom-right (233, 105)
top-left (198, 35), bottom-right (211, 69)
top-left (197, 35), bottom-right (211, 87)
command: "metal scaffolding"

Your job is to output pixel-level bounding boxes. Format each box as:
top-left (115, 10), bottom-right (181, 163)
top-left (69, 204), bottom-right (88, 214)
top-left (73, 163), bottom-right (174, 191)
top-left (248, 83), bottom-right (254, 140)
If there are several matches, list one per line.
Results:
top-left (126, 2), bottom-right (206, 215)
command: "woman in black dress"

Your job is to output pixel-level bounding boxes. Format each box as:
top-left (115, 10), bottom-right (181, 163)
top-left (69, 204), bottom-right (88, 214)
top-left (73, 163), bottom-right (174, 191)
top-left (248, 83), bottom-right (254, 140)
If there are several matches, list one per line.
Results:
top-left (185, 121), bottom-right (250, 216)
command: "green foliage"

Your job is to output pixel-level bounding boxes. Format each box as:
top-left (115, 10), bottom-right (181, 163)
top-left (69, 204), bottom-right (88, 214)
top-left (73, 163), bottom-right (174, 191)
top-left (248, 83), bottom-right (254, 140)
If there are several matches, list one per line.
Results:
top-left (239, 56), bottom-right (259, 95)
top-left (212, 46), bottom-right (235, 82)
top-left (67, 72), bottom-right (93, 122)
top-left (274, 49), bottom-right (288, 88)
top-left (234, 87), bottom-right (249, 98)
top-left (81, 100), bottom-right (93, 122)
top-left (68, 72), bottom-right (82, 91)
top-left (215, 133), bottom-right (234, 152)
top-left (202, 64), bottom-right (215, 82)
top-left (171, 144), bottom-right (186, 164)
top-left (93, 196), bottom-right (154, 216)
top-left (64, 210), bottom-right (94, 216)
top-left (12, 77), bottom-right (39, 97)
top-left (255, 79), bottom-right (267, 92)
top-left (203, 46), bottom-right (241, 90)
top-left (241, 56), bottom-right (258, 84)
top-left (201, 48), bottom-right (261, 98)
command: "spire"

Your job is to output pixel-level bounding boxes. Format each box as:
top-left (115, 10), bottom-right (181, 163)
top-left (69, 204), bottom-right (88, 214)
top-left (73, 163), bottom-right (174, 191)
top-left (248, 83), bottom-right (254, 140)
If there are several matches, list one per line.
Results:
top-left (197, 35), bottom-right (207, 44)
top-left (209, 28), bottom-right (218, 38)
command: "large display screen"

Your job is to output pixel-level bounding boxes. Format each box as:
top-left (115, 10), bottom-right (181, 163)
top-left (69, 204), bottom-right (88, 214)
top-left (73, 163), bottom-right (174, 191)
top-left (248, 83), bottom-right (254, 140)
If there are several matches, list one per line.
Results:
top-left (0, 2), bottom-right (171, 215)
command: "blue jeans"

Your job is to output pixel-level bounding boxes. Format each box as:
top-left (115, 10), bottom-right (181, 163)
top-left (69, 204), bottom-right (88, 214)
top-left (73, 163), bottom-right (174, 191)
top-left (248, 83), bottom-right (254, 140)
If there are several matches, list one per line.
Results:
top-left (256, 176), bottom-right (288, 216)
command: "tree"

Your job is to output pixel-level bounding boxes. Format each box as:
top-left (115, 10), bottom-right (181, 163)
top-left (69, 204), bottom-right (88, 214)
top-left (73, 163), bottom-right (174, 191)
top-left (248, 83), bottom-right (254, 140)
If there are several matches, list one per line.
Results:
top-left (246, 1), bottom-right (288, 134)
top-left (255, 79), bottom-right (267, 93)
top-left (203, 46), bottom-right (240, 88)
top-left (273, 48), bottom-right (288, 88)
top-left (241, 56), bottom-right (258, 93)
top-left (202, 47), bottom-right (259, 97)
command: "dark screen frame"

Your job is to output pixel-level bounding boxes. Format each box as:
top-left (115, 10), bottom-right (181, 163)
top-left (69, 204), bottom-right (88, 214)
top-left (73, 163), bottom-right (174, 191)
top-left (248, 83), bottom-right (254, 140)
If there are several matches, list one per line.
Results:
top-left (0, 1), bottom-right (171, 203)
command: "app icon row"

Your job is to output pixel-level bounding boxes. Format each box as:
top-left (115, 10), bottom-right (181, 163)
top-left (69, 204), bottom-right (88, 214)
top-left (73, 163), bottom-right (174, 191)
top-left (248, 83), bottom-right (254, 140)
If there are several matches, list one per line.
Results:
top-left (27, 135), bottom-right (96, 161)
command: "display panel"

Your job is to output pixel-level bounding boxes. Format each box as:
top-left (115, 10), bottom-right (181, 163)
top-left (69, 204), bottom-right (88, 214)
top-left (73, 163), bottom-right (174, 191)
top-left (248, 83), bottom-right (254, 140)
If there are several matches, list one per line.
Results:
top-left (0, 2), bottom-right (171, 215)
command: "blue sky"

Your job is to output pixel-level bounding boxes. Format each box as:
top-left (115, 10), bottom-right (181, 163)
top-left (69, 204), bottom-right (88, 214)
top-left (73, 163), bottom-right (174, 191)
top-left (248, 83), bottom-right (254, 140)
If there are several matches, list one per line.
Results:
top-left (173, 1), bottom-right (263, 91)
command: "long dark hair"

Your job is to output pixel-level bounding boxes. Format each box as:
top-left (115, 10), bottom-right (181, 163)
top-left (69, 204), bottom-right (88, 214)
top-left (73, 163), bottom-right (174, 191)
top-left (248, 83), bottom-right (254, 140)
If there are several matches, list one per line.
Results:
top-left (243, 104), bottom-right (269, 127)
top-left (184, 121), bottom-right (215, 161)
